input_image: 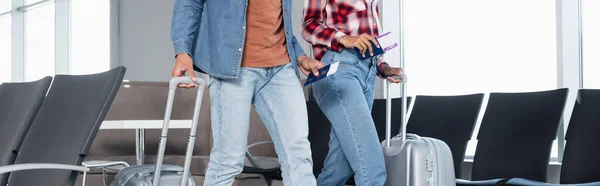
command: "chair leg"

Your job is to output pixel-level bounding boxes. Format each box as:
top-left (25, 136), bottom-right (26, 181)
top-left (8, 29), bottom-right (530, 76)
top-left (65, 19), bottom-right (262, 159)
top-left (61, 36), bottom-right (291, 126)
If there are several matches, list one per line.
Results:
top-left (102, 168), bottom-right (107, 186)
top-left (82, 171), bottom-right (87, 186)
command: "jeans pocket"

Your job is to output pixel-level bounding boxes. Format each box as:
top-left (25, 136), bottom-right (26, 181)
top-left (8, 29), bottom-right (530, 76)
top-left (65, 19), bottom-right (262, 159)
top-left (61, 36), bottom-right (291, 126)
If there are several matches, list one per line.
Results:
top-left (332, 51), bottom-right (360, 66)
top-left (313, 76), bottom-right (331, 102)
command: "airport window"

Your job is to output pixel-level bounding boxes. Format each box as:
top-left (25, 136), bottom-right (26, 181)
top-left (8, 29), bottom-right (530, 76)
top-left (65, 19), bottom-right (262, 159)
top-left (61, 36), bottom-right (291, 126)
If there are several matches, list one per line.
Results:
top-left (25, 1), bottom-right (55, 81)
top-left (403, 0), bottom-right (557, 158)
top-left (0, 15), bottom-right (11, 83)
top-left (582, 0), bottom-right (600, 89)
top-left (26, 0), bottom-right (47, 5)
top-left (0, 0), bottom-right (10, 13)
top-left (71, 0), bottom-right (111, 75)
top-left (3, 0), bottom-right (111, 82)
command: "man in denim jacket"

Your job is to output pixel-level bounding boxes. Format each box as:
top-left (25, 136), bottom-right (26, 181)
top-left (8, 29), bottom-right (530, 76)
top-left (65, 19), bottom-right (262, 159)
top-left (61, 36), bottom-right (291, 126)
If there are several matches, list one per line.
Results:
top-left (170, 0), bottom-right (321, 185)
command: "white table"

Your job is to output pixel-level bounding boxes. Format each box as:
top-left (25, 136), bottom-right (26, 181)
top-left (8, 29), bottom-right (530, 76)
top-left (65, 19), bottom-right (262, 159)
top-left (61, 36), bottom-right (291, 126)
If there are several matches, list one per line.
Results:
top-left (100, 120), bottom-right (193, 165)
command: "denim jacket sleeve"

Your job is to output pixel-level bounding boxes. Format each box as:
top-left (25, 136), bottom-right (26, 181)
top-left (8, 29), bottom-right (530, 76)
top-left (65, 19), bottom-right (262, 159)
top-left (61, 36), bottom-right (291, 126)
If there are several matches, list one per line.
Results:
top-left (171, 0), bottom-right (205, 57)
top-left (292, 36), bottom-right (306, 58)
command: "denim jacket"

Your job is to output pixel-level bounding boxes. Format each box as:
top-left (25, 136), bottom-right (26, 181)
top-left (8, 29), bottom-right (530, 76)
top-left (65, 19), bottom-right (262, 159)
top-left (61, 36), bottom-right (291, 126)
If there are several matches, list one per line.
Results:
top-left (171, 0), bottom-right (305, 79)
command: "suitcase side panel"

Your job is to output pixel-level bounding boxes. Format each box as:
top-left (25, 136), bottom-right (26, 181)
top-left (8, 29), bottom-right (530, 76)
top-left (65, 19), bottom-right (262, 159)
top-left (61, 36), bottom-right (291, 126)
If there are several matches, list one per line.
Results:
top-left (424, 137), bottom-right (456, 186)
top-left (111, 165), bottom-right (196, 186)
top-left (384, 137), bottom-right (434, 186)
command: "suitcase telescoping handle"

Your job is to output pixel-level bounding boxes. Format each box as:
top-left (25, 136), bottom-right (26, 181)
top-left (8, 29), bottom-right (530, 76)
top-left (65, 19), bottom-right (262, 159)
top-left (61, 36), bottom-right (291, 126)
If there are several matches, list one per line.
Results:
top-left (153, 76), bottom-right (206, 186)
top-left (385, 74), bottom-right (408, 148)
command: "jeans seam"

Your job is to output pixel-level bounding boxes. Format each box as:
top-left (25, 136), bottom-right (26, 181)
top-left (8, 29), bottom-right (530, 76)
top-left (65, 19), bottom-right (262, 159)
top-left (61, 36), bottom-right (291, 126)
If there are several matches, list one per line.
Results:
top-left (364, 62), bottom-right (375, 93)
top-left (257, 90), bottom-right (295, 186)
top-left (214, 80), bottom-right (225, 183)
top-left (330, 75), bottom-right (368, 185)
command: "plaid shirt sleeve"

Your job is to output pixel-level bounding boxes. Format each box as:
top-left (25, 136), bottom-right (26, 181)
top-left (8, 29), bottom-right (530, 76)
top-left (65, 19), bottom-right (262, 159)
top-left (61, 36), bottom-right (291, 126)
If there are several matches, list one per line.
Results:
top-left (301, 0), bottom-right (346, 52)
top-left (376, 55), bottom-right (390, 78)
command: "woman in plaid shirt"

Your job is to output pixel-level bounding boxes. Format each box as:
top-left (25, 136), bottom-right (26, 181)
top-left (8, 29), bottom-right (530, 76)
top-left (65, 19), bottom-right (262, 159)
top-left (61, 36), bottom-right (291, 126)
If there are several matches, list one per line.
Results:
top-left (302, 0), bottom-right (404, 185)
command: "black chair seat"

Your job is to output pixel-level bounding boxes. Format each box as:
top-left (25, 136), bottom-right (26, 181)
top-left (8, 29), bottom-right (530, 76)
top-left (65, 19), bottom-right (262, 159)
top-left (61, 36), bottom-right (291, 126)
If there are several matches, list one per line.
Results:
top-left (505, 178), bottom-right (600, 186)
top-left (242, 166), bottom-right (283, 180)
top-left (456, 178), bottom-right (507, 186)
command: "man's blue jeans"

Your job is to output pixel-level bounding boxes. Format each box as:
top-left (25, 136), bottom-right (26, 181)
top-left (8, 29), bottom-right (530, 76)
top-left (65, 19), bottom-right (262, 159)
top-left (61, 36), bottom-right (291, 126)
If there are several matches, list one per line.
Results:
top-left (312, 50), bottom-right (387, 186)
top-left (203, 63), bottom-right (317, 186)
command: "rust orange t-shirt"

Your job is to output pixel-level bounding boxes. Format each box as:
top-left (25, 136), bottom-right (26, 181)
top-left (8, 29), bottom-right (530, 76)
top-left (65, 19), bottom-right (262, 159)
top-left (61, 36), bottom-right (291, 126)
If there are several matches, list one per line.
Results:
top-left (241, 0), bottom-right (291, 67)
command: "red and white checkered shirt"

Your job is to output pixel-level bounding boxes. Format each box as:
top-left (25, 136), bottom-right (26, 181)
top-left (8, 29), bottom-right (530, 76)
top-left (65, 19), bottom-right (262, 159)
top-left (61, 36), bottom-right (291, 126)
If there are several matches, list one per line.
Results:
top-left (302, 0), bottom-right (389, 76)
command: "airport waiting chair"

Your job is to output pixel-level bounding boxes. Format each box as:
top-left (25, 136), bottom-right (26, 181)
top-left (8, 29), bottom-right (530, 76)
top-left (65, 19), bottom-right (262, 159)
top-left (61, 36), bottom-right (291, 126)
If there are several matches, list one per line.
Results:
top-left (0, 77), bottom-right (53, 185)
top-left (505, 89), bottom-right (600, 186)
top-left (457, 88), bottom-right (569, 186)
top-left (0, 67), bottom-right (126, 186)
top-left (406, 93), bottom-right (485, 178)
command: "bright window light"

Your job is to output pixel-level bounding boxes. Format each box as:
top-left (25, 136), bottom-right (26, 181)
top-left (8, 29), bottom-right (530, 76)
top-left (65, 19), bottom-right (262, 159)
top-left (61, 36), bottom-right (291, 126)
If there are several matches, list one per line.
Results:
top-left (71, 0), bottom-right (111, 75)
top-left (0, 0), bottom-right (11, 13)
top-left (0, 16), bottom-right (11, 83)
top-left (25, 2), bottom-right (55, 81)
top-left (582, 0), bottom-right (600, 89)
top-left (404, 0), bottom-right (557, 158)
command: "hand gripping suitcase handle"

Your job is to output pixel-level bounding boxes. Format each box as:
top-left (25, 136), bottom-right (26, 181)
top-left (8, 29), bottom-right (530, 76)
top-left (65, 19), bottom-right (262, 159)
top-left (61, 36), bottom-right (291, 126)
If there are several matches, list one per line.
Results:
top-left (385, 73), bottom-right (407, 148)
top-left (153, 76), bottom-right (206, 186)
top-left (169, 76), bottom-right (203, 89)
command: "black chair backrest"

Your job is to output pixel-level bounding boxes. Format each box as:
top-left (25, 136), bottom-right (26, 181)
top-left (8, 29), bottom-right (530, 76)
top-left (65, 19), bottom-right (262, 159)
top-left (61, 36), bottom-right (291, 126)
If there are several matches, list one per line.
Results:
top-left (472, 88), bottom-right (568, 181)
top-left (371, 97), bottom-right (412, 142)
top-left (7, 67), bottom-right (126, 186)
top-left (0, 77), bottom-right (52, 185)
top-left (406, 93), bottom-right (484, 178)
top-left (560, 89), bottom-right (600, 184)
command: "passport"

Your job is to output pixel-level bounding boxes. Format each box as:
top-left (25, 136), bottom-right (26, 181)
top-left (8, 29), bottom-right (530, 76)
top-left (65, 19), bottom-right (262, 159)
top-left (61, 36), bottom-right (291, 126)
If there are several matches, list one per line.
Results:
top-left (353, 31), bottom-right (398, 60)
top-left (304, 62), bottom-right (340, 86)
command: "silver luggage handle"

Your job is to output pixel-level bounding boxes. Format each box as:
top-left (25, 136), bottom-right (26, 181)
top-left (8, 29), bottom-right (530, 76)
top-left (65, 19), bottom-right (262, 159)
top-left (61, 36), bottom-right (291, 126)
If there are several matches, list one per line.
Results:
top-left (385, 73), bottom-right (408, 148)
top-left (153, 76), bottom-right (206, 186)
top-left (393, 133), bottom-right (420, 140)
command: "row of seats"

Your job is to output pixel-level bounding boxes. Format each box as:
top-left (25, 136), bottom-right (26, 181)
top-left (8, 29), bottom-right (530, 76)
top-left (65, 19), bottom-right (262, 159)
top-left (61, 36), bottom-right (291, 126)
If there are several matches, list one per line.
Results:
top-left (3, 67), bottom-right (596, 185)
top-left (0, 67), bottom-right (126, 186)
top-left (248, 88), bottom-right (599, 186)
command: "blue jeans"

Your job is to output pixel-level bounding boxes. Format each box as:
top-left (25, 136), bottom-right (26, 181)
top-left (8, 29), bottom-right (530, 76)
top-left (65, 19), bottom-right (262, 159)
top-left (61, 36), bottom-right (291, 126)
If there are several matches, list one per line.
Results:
top-left (203, 63), bottom-right (317, 186)
top-left (312, 50), bottom-right (386, 186)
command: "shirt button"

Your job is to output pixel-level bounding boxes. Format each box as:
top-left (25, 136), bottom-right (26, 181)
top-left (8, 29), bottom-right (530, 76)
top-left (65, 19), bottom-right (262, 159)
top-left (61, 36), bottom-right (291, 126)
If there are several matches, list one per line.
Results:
top-left (238, 48), bottom-right (242, 52)
top-left (243, 26), bottom-right (246, 29)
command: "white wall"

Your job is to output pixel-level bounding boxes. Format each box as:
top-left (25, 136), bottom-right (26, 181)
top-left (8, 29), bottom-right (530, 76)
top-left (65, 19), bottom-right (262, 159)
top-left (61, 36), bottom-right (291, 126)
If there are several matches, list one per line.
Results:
top-left (116, 0), bottom-right (178, 82)
top-left (380, 0), bottom-right (402, 99)
top-left (114, 0), bottom-right (311, 82)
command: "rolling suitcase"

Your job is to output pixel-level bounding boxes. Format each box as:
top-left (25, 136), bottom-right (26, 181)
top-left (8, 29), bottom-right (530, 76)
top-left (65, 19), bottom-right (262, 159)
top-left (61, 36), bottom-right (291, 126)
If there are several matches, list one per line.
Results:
top-left (110, 77), bottom-right (205, 186)
top-left (381, 74), bottom-right (456, 186)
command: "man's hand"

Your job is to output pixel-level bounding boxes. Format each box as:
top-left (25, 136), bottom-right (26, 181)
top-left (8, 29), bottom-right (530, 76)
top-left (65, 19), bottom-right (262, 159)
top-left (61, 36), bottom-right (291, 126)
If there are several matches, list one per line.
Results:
top-left (384, 67), bottom-right (404, 83)
top-left (172, 53), bottom-right (198, 88)
top-left (297, 55), bottom-right (325, 76)
top-left (339, 33), bottom-right (380, 58)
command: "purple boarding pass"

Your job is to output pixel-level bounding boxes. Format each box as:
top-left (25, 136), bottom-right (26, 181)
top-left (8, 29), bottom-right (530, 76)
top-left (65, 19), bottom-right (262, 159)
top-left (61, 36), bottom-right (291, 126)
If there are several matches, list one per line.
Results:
top-left (377, 31), bottom-right (399, 52)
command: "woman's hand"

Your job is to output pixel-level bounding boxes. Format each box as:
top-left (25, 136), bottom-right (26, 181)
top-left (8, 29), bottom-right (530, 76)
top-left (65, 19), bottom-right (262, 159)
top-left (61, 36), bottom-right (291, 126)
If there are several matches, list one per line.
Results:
top-left (339, 33), bottom-right (380, 57)
top-left (384, 67), bottom-right (404, 83)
